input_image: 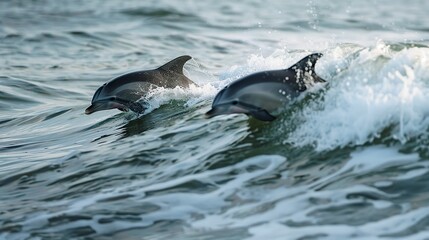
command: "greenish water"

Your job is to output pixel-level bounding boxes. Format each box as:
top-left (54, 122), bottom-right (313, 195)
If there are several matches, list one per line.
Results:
top-left (1, 0), bottom-right (429, 239)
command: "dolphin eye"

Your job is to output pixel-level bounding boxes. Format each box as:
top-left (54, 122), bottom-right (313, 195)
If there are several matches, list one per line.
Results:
top-left (109, 97), bottom-right (116, 101)
top-left (232, 100), bottom-right (238, 105)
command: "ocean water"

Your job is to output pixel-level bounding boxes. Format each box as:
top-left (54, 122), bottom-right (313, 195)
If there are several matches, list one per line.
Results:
top-left (1, 0), bottom-right (429, 239)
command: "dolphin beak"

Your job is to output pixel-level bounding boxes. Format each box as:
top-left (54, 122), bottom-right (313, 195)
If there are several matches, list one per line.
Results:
top-left (205, 104), bottom-right (250, 119)
top-left (85, 101), bottom-right (129, 115)
top-left (85, 102), bottom-right (106, 115)
top-left (205, 108), bottom-right (217, 118)
top-left (205, 105), bottom-right (230, 118)
top-left (85, 105), bottom-right (95, 115)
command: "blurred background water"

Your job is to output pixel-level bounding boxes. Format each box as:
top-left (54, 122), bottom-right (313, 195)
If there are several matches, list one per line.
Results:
top-left (1, 0), bottom-right (429, 239)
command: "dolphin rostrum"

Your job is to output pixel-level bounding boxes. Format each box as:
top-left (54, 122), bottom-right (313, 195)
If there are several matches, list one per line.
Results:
top-left (85, 55), bottom-right (196, 115)
top-left (205, 53), bottom-right (326, 121)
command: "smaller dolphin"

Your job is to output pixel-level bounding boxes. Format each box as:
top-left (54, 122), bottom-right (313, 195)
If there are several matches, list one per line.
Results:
top-left (205, 53), bottom-right (326, 121)
top-left (85, 55), bottom-right (196, 115)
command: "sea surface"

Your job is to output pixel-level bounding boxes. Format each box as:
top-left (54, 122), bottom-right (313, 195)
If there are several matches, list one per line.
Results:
top-left (1, 0), bottom-right (429, 239)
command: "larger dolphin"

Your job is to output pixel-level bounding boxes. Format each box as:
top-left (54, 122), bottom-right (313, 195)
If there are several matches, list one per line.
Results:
top-left (205, 53), bottom-right (326, 121)
top-left (85, 55), bottom-right (195, 115)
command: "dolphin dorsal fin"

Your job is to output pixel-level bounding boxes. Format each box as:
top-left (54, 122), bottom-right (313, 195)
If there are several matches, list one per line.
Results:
top-left (288, 53), bottom-right (323, 73)
top-left (158, 55), bottom-right (192, 75)
top-left (288, 53), bottom-right (325, 83)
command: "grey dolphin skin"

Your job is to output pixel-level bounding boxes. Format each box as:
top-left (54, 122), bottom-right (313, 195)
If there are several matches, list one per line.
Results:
top-left (85, 55), bottom-right (195, 115)
top-left (205, 53), bottom-right (326, 121)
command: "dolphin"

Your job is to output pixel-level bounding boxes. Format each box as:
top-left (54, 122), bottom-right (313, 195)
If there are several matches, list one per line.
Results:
top-left (85, 55), bottom-right (196, 115)
top-left (205, 53), bottom-right (326, 121)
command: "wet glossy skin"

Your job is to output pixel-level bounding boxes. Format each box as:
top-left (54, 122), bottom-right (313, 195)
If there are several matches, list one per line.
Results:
top-left (85, 55), bottom-right (195, 115)
top-left (206, 53), bottom-right (325, 121)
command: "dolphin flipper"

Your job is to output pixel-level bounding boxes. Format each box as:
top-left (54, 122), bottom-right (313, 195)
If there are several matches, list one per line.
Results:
top-left (127, 102), bottom-right (146, 114)
top-left (249, 109), bottom-right (276, 121)
top-left (113, 97), bottom-right (147, 114)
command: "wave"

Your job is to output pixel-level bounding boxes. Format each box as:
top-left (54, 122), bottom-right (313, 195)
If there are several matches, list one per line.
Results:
top-left (3, 145), bottom-right (427, 239)
top-left (120, 7), bottom-right (200, 22)
top-left (214, 42), bottom-right (429, 151)
top-left (286, 42), bottom-right (429, 150)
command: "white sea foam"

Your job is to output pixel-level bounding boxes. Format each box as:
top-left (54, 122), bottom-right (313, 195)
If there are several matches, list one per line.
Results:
top-left (333, 145), bottom-right (419, 175)
top-left (188, 146), bottom-right (427, 240)
top-left (247, 207), bottom-right (429, 240)
top-left (219, 48), bottom-right (329, 83)
top-left (285, 42), bottom-right (429, 150)
top-left (142, 83), bottom-right (218, 113)
top-left (18, 155), bottom-right (285, 235)
top-left (11, 145), bottom-right (428, 239)
top-left (125, 60), bottom-right (221, 115)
